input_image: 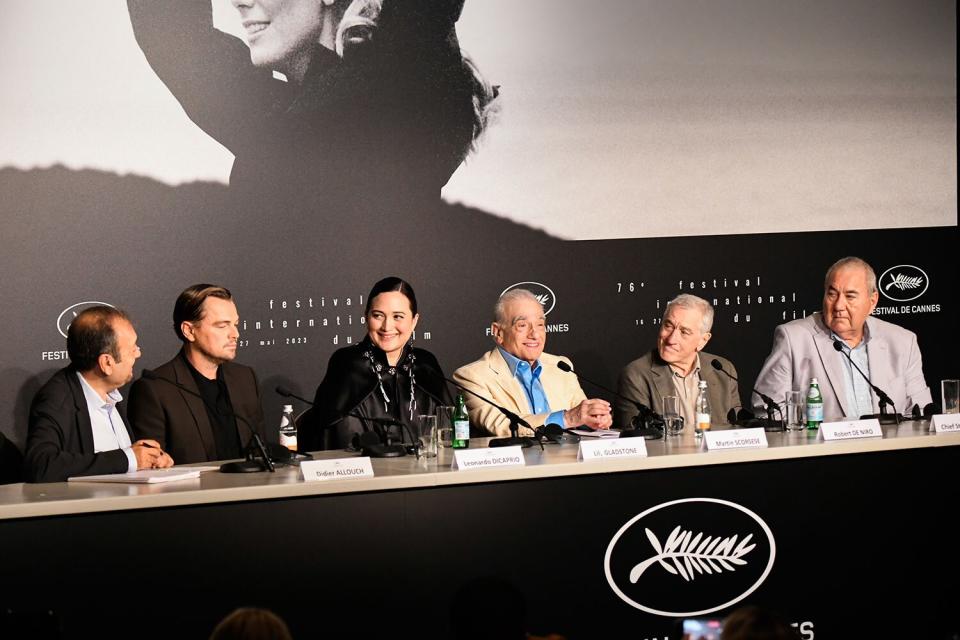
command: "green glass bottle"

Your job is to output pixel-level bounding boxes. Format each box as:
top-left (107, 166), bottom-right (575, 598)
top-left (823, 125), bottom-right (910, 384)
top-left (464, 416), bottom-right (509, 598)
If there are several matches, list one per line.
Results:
top-left (452, 393), bottom-right (470, 449)
top-left (806, 377), bottom-right (823, 429)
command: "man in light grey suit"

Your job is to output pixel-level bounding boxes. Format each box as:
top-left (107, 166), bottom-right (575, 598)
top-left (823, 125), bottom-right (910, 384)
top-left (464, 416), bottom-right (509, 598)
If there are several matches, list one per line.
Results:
top-left (616, 294), bottom-right (741, 429)
top-left (754, 256), bottom-right (932, 421)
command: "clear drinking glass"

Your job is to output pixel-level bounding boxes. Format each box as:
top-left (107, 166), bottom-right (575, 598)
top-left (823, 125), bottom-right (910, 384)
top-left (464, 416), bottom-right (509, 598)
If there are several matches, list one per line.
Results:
top-left (416, 414), bottom-right (438, 457)
top-left (785, 390), bottom-right (805, 430)
top-left (436, 406), bottom-right (455, 447)
top-left (941, 380), bottom-right (959, 414)
top-left (663, 395), bottom-right (683, 435)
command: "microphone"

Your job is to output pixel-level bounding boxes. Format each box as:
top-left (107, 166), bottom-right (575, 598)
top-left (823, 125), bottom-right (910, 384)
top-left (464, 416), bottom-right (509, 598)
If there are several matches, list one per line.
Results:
top-left (726, 407), bottom-right (757, 424)
top-left (275, 385), bottom-right (314, 406)
top-left (555, 361), bottom-right (663, 440)
top-left (710, 359), bottom-right (783, 431)
top-left (142, 369), bottom-right (275, 473)
top-left (344, 412), bottom-right (410, 458)
top-left (442, 376), bottom-right (542, 450)
top-left (831, 339), bottom-right (901, 424)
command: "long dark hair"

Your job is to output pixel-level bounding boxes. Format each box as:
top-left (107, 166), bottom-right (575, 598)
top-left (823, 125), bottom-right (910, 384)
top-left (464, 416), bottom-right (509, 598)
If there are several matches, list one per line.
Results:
top-left (365, 276), bottom-right (418, 315)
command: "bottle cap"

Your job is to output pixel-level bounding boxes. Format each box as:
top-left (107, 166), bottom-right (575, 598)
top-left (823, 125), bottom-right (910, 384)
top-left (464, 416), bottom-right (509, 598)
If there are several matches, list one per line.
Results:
top-left (810, 378), bottom-right (818, 385)
top-left (283, 404), bottom-right (293, 411)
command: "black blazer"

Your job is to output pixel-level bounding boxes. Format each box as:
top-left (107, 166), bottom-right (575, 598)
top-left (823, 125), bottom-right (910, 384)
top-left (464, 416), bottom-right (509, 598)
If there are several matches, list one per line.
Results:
top-left (127, 351), bottom-right (266, 464)
top-left (24, 367), bottom-right (132, 483)
top-left (308, 339), bottom-right (452, 451)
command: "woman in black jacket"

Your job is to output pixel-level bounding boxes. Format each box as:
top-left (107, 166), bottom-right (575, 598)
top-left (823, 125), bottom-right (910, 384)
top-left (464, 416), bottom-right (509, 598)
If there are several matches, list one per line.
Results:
top-left (310, 276), bottom-right (452, 450)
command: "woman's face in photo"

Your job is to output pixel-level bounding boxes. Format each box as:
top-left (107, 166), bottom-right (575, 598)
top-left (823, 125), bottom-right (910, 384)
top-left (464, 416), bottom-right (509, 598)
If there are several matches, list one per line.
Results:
top-left (366, 291), bottom-right (419, 362)
top-left (231, 0), bottom-right (326, 73)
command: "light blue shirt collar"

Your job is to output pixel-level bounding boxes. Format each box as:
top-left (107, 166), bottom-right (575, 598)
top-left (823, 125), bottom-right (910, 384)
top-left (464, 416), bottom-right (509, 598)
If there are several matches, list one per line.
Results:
top-left (497, 346), bottom-right (542, 378)
top-left (76, 370), bottom-right (123, 409)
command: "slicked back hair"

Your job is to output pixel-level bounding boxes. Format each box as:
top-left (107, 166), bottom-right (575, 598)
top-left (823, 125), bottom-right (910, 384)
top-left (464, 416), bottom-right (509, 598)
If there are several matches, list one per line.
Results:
top-left (173, 284), bottom-right (233, 343)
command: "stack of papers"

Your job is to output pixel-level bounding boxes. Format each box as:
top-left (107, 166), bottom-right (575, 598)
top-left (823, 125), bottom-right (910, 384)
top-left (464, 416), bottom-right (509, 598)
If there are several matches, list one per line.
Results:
top-left (68, 468), bottom-right (203, 484)
top-left (570, 428), bottom-right (621, 438)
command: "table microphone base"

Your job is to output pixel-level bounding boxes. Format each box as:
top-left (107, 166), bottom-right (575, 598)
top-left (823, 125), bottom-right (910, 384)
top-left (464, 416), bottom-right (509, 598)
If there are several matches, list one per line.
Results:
top-left (220, 459), bottom-right (270, 473)
top-left (861, 413), bottom-right (903, 425)
top-left (362, 443), bottom-right (407, 458)
top-left (489, 436), bottom-right (536, 448)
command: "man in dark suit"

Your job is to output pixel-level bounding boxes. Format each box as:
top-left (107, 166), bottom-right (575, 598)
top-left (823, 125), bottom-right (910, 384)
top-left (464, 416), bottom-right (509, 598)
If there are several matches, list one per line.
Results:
top-left (24, 306), bottom-right (173, 483)
top-left (128, 284), bottom-right (265, 464)
top-left (615, 294), bottom-right (741, 429)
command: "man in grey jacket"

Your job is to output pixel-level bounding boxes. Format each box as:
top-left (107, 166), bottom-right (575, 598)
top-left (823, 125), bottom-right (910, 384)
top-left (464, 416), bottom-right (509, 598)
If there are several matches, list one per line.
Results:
top-left (616, 294), bottom-right (741, 430)
top-left (754, 256), bottom-right (932, 421)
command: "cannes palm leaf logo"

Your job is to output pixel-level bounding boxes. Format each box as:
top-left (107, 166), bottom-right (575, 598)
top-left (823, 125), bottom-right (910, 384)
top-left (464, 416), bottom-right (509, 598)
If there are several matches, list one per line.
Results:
top-left (629, 525), bottom-right (756, 583)
top-left (884, 273), bottom-right (923, 291)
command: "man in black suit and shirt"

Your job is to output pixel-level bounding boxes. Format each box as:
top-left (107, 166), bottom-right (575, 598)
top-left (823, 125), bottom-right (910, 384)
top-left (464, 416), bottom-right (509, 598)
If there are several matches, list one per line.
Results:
top-left (128, 284), bottom-right (265, 464)
top-left (24, 306), bottom-right (173, 483)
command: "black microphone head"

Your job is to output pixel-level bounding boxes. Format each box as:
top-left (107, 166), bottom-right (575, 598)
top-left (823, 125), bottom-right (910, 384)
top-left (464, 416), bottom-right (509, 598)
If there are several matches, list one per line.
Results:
top-left (832, 340), bottom-right (844, 352)
top-left (557, 361), bottom-right (572, 373)
top-left (275, 385), bottom-right (293, 398)
top-left (357, 430), bottom-right (381, 447)
top-left (923, 402), bottom-right (940, 418)
top-left (727, 407), bottom-right (738, 424)
top-left (737, 407), bottom-right (756, 422)
top-left (539, 423), bottom-right (565, 442)
top-left (711, 359), bottom-right (723, 371)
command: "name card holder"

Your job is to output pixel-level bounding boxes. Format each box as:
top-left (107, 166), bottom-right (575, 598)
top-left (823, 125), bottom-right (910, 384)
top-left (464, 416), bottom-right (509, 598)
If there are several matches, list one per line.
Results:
top-left (578, 438), bottom-right (647, 461)
top-left (703, 427), bottom-right (768, 451)
top-left (452, 446), bottom-right (525, 471)
top-left (819, 419), bottom-right (883, 441)
top-left (931, 414), bottom-right (960, 433)
top-left (300, 457), bottom-right (374, 482)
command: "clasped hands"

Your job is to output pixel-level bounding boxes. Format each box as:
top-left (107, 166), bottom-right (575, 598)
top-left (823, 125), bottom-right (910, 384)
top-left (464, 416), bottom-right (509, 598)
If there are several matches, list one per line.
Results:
top-left (132, 439), bottom-right (175, 470)
top-left (563, 398), bottom-right (613, 430)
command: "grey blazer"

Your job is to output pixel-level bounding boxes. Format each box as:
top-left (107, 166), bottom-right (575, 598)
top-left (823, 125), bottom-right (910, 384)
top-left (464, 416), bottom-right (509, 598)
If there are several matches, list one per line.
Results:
top-left (615, 349), bottom-right (741, 428)
top-left (753, 313), bottom-right (932, 420)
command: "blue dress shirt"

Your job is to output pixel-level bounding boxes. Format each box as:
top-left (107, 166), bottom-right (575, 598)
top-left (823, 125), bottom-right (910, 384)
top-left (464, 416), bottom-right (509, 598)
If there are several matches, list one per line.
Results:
top-left (497, 347), bottom-right (566, 427)
top-left (832, 331), bottom-right (875, 418)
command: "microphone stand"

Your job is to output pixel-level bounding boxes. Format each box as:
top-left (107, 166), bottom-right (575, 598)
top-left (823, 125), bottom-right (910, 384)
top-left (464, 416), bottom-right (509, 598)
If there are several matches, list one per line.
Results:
top-left (555, 361), bottom-right (662, 440)
top-left (442, 377), bottom-right (542, 450)
top-left (142, 369), bottom-right (275, 473)
top-left (831, 339), bottom-right (901, 425)
top-left (346, 413), bottom-right (410, 458)
top-left (710, 359), bottom-right (784, 431)
top-left (275, 385), bottom-right (314, 407)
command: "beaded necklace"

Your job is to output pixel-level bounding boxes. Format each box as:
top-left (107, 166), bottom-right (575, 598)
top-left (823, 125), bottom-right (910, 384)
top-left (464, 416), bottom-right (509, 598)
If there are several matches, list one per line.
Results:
top-left (363, 341), bottom-right (417, 421)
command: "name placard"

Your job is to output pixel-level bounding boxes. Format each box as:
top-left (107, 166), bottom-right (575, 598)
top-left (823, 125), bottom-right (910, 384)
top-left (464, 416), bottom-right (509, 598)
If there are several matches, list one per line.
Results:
top-left (703, 427), bottom-right (768, 451)
top-left (931, 414), bottom-right (960, 433)
top-left (820, 419), bottom-right (883, 440)
top-left (578, 438), bottom-right (647, 461)
top-left (300, 457), bottom-right (374, 482)
top-left (452, 446), bottom-right (525, 471)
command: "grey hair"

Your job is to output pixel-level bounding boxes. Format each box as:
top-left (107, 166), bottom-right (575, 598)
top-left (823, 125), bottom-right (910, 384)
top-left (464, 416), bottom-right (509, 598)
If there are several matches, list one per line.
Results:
top-left (824, 256), bottom-right (877, 294)
top-left (494, 289), bottom-right (543, 326)
top-left (664, 294), bottom-right (714, 334)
